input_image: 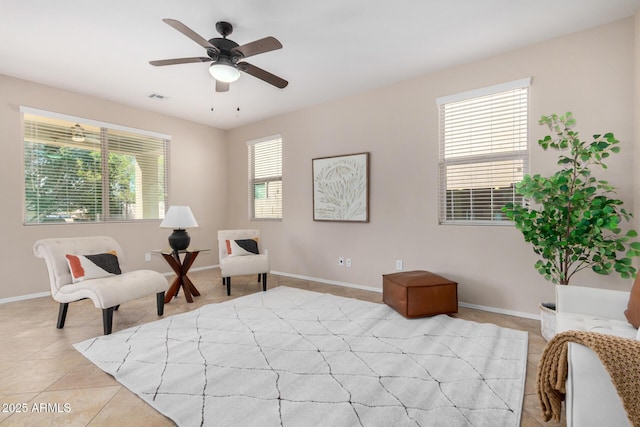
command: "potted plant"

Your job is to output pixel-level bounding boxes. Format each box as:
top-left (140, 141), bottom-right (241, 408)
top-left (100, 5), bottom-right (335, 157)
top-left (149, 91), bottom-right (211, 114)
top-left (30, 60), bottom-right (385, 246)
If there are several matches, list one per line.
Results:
top-left (502, 112), bottom-right (640, 340)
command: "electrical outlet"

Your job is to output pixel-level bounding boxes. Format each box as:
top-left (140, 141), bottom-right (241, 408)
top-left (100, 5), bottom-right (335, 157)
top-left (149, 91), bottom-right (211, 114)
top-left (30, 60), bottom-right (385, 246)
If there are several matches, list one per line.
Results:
top-left (396, 259), bottom-right (403, 271)
top-left (346, 258), bottom-right (352, 267)
top-left (145, 253), bottom-right (151, 262)
top-left (338, 257), bottom-right (344, 266)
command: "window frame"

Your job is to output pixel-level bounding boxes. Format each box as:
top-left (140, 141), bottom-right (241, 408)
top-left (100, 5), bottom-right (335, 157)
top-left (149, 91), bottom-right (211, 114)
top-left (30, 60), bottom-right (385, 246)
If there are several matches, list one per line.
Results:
top-left (436, 78), bottom-right (530, 226)
top-left (21, 107), bottom-right (170, 225)
top-left (247, 135), bottom-right (283, 221)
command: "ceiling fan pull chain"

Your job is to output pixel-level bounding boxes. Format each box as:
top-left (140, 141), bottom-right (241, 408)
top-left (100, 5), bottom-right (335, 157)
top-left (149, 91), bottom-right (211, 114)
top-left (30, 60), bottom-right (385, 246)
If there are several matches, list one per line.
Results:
top-left (236, 87), bottom-right (241, 117)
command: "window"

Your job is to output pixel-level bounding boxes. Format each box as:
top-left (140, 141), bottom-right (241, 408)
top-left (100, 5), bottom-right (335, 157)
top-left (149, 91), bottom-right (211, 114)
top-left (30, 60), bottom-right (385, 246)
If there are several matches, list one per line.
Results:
top-left (437, 78), bottom-right (530, 225)
top-left (22, 107), bottom-right (169, 224)
top-left (248, 135), bottom-right (282, 220)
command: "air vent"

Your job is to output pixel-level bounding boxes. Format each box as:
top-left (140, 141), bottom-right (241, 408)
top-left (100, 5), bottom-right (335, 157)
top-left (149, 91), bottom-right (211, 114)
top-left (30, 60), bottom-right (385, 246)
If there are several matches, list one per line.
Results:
top-left (148, 93), bottom-right (168, 100)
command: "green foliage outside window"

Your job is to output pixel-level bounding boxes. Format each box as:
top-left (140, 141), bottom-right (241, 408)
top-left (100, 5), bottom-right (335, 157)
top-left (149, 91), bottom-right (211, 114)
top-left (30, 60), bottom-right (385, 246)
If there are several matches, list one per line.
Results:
top-left (23, 112), bottom-right (167, 223)
top-left (24, 143), bottom-right (143, 222)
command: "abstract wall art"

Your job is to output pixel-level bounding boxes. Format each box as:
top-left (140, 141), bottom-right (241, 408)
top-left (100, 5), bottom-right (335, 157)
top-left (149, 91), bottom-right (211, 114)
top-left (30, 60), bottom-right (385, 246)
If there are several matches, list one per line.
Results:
top-left (312, 152), bottom-right (369, 222)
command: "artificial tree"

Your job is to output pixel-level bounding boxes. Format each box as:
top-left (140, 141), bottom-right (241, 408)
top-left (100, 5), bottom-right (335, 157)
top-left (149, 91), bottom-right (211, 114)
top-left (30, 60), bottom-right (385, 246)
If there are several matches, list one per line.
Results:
top-left (503, 112), bottom-right (640, 286)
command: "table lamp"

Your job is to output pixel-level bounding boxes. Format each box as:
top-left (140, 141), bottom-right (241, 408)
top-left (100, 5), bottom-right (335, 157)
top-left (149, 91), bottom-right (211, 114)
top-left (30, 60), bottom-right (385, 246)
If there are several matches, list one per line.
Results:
top-left (160, 206), bottom-right (198, 252)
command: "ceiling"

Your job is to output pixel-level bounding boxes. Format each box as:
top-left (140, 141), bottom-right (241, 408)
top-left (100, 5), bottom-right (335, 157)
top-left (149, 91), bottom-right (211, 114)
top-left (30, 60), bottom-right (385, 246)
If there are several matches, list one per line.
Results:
top-left (1, 1), bottom-right (639, 130)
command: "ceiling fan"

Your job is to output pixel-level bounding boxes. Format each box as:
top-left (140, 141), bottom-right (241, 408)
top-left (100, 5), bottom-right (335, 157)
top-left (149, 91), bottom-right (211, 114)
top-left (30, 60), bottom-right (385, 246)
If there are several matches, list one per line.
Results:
top-left (150, 19), bottom-right (288, 92)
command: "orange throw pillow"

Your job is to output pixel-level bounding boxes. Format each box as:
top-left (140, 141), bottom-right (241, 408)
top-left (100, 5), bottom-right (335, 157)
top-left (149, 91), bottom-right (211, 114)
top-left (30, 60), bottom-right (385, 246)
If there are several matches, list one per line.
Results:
top-left (624, 275), bottom-right (640, 328)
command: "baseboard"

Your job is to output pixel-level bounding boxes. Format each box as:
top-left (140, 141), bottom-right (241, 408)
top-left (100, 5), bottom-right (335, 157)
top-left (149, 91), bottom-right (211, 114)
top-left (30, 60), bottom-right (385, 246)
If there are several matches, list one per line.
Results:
top-left (272, 270), bottom-right (540, 321)
top-left (458, 301), bottom-right (540, 320)
top-left (189, 264), bottom-right (218, 273)
top-left (160, 264), bottom-right (218, 277)
top-left (2, 265), bottom-right (220, 305)
top-left (5, 266), bottom-right (540, 321)
top-left (0, 291), bottom-right (51, 305)
top-left (271, 270), bottom-right (382, 293)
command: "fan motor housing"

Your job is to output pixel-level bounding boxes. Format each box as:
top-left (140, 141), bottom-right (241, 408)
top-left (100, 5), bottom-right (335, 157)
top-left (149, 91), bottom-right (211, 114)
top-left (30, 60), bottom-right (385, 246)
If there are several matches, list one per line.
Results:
top-left (215, 21), bottom-right (233, 37)
top-left (208, 38), bottom-right (241, 61)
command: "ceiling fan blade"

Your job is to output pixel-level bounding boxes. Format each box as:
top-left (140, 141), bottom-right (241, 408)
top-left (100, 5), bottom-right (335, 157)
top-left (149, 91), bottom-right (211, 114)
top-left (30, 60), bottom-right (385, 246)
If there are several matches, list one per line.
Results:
top-left (215, 80), bottom-right (230, 92)
top-left (231, 37), bottom-right (282, 59)
top-left (162, 18), bottom-right (219, 52)
top-left (149, 57), bottom-right (212, 66)
top-left (238, 62), bottom-right (288, 89)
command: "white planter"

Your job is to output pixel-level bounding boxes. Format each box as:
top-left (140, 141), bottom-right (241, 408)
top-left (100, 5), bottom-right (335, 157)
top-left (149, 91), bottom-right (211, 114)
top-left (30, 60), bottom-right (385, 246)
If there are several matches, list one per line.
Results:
top-left (540, 303), bottom-right (556, 341)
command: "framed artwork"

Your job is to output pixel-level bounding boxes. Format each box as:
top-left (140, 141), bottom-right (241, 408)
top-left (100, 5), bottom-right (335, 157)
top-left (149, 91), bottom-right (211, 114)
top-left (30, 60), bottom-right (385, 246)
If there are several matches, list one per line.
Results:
top-left (312, 152), bottom-right (370, 222)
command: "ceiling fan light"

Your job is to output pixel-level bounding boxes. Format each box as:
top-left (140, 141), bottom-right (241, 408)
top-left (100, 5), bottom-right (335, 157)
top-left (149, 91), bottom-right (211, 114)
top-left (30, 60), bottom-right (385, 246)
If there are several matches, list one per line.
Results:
top-left (71, 124), bottom-right (85, 142)
top-left (209, 62), bottom-right (240, 83)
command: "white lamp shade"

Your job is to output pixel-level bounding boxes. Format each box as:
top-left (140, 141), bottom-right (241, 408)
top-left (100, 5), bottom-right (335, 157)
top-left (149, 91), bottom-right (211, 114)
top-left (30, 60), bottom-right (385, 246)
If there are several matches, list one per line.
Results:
top-left (160, 206), bottom-right (198, 229)
top-left (209, 62), bottom-right (240, 83)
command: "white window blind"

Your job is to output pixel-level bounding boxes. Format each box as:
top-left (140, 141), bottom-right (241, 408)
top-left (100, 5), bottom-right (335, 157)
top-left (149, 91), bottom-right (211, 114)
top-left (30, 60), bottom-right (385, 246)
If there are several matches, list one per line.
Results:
top-left (22, 108), bottom-right (169, 224)
top-left (437, 78), bottom-right (530, 225)
top-left (248, 136), bottom-right (282, 220)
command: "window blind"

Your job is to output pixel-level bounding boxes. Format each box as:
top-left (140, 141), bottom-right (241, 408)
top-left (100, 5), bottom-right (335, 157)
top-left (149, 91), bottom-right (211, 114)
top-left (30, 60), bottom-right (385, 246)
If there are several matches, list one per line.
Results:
top-left (248, 136), bottom-right (282, 220)
top-left (437, 79), bottom-right (530, 225)
top-left (22, 109), bottom-right (169, 224)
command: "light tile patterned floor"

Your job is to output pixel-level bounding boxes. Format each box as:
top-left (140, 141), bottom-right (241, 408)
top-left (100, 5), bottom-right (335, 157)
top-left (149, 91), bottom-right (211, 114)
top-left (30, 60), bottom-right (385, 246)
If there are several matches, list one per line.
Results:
top-left (0, 269), bottom-right (565, 426)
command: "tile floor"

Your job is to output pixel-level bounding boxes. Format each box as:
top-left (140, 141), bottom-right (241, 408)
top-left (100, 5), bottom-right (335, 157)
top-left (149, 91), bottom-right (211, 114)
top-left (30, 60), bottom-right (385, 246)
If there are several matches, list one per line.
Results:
top-left (0, 269), bottom-right (565, 426)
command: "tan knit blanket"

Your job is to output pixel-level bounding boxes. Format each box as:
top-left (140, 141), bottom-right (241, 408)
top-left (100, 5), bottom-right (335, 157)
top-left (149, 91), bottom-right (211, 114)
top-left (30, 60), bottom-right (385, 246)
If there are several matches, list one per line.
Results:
top-left (537, 330), bottom-right (640, 425)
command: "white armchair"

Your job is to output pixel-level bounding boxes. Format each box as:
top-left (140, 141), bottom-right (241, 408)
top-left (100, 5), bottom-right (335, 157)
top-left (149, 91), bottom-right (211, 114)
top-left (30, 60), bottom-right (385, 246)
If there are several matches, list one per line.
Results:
top-left (33, 236), bottom-right (168, 335)
top-left (217, 229), bottom-right (270, 296)
top-left (555, 285), bottom-right (636, 426)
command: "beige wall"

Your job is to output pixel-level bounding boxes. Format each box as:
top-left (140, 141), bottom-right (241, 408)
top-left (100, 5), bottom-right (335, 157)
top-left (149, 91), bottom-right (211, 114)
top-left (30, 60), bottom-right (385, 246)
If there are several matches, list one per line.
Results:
top-left (0, 74), bottom-right (227, 300)
top-left (2, 17), bottom-right (637, 317)
top-left (635, 14), bottom-right (640, 234)
top-left (226, 18), bottom-right (637, 316)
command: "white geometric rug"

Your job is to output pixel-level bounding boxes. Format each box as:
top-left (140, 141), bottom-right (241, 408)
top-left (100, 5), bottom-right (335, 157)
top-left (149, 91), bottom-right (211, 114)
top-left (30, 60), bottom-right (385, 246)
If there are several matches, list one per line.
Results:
top-left (74, 286), bottom-right (528, 427)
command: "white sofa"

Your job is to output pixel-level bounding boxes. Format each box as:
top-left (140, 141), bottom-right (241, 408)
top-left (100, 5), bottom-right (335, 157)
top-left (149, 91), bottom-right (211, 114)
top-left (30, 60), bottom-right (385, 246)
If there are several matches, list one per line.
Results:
top-left (555, 285), bottom-right (637, 427)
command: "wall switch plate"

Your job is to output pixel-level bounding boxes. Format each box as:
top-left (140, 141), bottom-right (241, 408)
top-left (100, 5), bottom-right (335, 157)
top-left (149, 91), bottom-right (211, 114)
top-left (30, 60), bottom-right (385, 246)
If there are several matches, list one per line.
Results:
top-left (338, 257), bottom-right (344, 266)
top-left (346, 258), bottom-right (352, 267)
top-left (396, 259), bottom-right (403, 271)
top-left (145, 253), bottom-right (151, 262)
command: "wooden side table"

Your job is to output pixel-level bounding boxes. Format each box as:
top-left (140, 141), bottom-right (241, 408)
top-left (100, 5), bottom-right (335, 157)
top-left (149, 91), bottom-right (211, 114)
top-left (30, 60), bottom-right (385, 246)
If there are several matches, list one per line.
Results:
top-left (159, 249), bottom-right (209, 303)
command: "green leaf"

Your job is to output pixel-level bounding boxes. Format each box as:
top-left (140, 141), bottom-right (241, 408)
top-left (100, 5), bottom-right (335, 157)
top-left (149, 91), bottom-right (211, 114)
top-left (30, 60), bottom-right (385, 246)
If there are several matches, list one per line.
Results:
top-left (509, 113), bottom-right (636, 284)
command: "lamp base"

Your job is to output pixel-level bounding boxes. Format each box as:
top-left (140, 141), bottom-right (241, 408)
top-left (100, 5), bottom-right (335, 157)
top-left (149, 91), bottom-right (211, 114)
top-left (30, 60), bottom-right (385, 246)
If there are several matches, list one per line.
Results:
top-left (168, 229), bottom-right (190, 252)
